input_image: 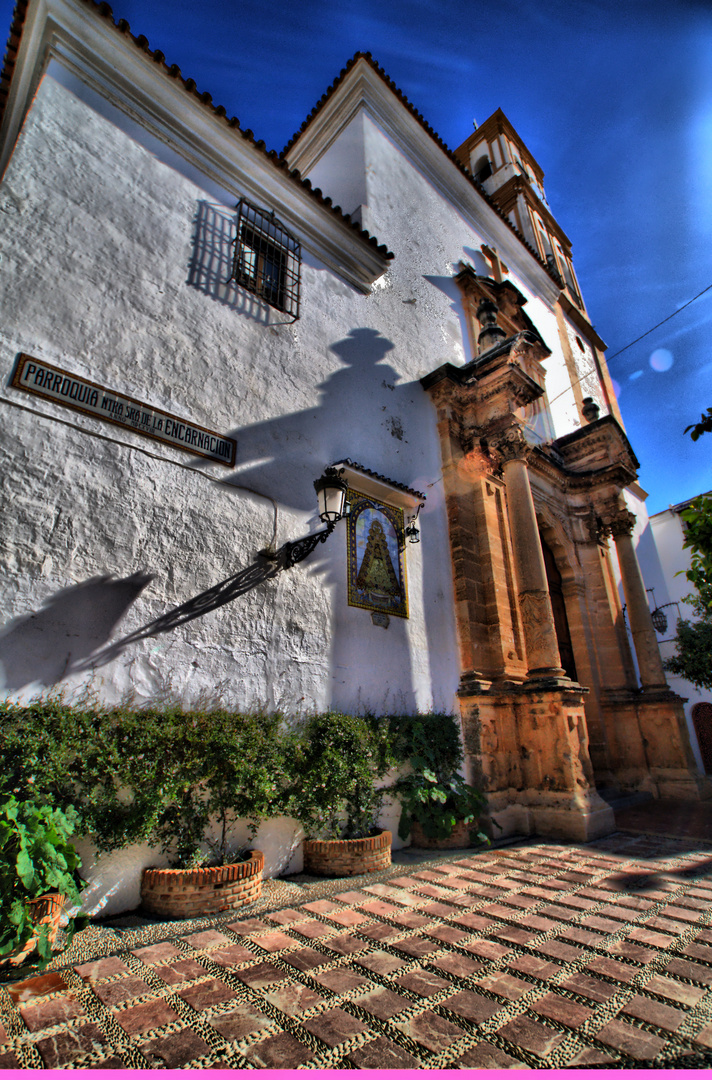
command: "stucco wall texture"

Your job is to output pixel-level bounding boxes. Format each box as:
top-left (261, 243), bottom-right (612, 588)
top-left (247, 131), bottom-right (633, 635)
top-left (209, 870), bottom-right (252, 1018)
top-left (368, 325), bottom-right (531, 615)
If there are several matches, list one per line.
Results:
top-left (1, 70), bottom-right (465, 714)
top-left (1, 66), bottom-right (589, 716)
top-left (0, 50), bottom-right (612, 909)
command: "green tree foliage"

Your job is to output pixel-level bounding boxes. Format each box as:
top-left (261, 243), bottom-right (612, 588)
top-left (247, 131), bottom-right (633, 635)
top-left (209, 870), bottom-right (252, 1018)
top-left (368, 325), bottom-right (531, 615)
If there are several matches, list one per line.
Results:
top-left (685, 407), bottom-right (712, 442)
top-left (665, 495), bottom-right (712, 690)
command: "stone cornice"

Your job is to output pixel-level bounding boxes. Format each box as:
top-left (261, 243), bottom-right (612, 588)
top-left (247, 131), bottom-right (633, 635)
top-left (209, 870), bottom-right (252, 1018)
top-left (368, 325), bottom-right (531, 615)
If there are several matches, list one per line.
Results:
top-left (0, 0), bottom-right (391, 293)
top-left (553, 416), bottom-right (639, 478)
top-left (559, 293), bottom-right (607, 351)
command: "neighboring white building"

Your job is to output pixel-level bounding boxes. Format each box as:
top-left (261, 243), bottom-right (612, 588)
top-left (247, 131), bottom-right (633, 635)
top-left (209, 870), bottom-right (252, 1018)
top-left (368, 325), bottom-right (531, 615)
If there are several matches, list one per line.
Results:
top-left (636, 494), bottom-right (712, 775)
top-left (0, 0), bottom-right (707, 913)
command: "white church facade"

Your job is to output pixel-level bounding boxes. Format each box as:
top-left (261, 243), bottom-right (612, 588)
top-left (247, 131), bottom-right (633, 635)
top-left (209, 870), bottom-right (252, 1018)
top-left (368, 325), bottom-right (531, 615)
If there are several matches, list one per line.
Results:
top-left (0, 0), bottom-right (708, 902)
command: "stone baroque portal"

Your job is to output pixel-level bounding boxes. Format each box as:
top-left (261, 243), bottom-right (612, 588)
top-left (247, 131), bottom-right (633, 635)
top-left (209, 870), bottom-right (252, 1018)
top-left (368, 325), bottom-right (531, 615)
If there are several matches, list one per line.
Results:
top-left (421, 272), bottom-right (710, 841)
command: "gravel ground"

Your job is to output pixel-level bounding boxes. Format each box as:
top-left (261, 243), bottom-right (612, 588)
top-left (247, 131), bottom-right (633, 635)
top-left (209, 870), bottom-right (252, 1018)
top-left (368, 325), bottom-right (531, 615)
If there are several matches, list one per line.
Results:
top-left (2, 827), bottom-right (712, 1069)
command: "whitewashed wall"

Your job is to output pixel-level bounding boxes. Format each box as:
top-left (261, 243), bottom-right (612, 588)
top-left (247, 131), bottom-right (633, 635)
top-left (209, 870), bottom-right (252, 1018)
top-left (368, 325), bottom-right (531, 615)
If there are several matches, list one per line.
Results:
top-left (637, 508), bottom-right (707, 773)
top-left (320, 111), bottom-right (595, 443)
top-left (0, 69), bottom-right (463, 716)
top-left (0, 53), bottom-right (607, 910)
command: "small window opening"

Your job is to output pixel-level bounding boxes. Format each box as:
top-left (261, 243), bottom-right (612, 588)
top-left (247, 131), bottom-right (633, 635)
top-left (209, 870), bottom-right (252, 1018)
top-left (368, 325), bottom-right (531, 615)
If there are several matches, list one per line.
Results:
top-left (231, 199), bottom-right (301, 320)
top-left (473, 154), bottom-right (492, 183)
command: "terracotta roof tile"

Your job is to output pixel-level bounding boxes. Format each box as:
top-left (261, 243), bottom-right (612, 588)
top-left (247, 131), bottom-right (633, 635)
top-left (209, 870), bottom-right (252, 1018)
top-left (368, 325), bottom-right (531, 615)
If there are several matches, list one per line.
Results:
top-left (0, 1), bottom-right (393, 260)
top-left (0, 0), bottom-right (28, 122)
top-left (336, 459), bottom-right (426, 502)
top-left (282, 50), bottom-right (560, 287)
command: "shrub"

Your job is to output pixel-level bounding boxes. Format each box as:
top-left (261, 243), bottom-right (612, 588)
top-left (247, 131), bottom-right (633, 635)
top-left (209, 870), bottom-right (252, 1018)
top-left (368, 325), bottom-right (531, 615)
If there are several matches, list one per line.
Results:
top-left (0, 797), bottom-right (86, 966)
top-left (289, 712), bottom-right (395, 840)
top-left (0, 702), bottom-right (486, 861)
top-left (0, 701), bottom-right (290, 868)
top-left (388, 715), bottom-right (489, 843)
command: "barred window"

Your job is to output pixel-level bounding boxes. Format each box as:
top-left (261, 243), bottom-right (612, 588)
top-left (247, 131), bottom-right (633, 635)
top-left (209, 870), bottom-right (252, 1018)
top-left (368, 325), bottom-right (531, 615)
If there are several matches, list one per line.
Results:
top-left (231, 199), bottom-right (301, 320)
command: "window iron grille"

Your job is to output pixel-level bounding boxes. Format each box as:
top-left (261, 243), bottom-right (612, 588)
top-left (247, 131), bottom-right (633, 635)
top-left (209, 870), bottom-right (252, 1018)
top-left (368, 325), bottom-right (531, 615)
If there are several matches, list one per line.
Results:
top-left (231, 199), bottom-right (301, 320)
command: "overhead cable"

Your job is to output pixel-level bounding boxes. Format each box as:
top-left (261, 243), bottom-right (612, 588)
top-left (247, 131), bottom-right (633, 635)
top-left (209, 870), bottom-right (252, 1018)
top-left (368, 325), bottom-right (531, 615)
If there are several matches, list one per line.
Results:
top-left (607, 282), bottom-right (712, 363)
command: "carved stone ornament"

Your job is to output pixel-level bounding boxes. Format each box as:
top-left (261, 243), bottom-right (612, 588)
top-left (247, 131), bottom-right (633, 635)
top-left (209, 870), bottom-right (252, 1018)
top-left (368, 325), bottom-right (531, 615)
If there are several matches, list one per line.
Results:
top-left (586, 499), bottom-right (636, 542)
top-left (509, 333), bottom-right (531, 360)
top-left (609, 508), bottom-right (637, 538)
top-left (494, 425), bottom-right (532, 465)
top-left (584, 508), bottom-right (613, 545)
top-left (518, 589), bottom-right (559, 670)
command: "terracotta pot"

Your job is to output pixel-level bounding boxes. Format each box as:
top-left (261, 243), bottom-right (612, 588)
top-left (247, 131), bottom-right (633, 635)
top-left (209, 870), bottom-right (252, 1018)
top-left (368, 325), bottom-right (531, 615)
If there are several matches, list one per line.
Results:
top-left (410, 818), bottom-right (473, 849)
top-left (141, 850), bottom-right (264, 919)
top-left (303, 829), bottom-right (392, 877)
top-left (2, 892), bottom-right (65, 968)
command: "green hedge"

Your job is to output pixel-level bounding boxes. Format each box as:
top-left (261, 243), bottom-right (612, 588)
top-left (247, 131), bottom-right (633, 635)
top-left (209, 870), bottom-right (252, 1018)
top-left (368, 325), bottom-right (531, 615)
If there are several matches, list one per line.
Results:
top-left (0, 700), bottom-right (470, 865)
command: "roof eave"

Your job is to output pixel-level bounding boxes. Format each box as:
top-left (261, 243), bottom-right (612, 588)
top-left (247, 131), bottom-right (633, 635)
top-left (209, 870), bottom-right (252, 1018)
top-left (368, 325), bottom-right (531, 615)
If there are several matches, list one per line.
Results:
top-left (0, 0), bottom-right (393, 288)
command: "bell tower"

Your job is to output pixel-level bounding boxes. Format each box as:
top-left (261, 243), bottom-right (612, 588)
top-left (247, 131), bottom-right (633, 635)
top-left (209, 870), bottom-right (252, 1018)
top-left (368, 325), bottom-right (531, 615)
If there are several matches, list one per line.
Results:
top-left (454, 109), bottom-right (584, 310)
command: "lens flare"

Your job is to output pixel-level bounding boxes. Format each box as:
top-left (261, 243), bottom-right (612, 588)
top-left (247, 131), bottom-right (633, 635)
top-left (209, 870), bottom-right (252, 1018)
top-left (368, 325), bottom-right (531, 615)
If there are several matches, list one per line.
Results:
top-left (649, 348), bottom-right (673, 372)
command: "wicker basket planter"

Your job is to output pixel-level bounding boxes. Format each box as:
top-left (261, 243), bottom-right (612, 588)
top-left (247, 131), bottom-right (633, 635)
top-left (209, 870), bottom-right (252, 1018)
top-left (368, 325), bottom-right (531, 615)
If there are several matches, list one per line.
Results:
top-left (303, 830), bottom-right (392, 877)
top-left (410, 819), bottom-right (473, 850)
top-left (141, 850), bottom-right (264, 919)
top-left (2, 892), bottom-right (65, 969)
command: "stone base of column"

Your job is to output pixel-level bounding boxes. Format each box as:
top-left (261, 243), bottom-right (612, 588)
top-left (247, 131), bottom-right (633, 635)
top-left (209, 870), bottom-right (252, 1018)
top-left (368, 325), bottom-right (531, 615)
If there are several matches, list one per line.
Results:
top-left (458, 683), bottom-right (615, 843)
top-left (600, 689), bottom-right (712, 801)
top-left (484, 789), bottom-right (615, 843)
top-left (652, 771), bottom-right (712, 801)
top-left (525, 671), bottom-right (573, 689)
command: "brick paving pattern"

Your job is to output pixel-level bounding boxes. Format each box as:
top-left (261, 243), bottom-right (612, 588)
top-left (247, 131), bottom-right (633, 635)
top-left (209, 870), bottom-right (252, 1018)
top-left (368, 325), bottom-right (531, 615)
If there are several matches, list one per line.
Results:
top-left (2, 828), bottom-right (712, 1068)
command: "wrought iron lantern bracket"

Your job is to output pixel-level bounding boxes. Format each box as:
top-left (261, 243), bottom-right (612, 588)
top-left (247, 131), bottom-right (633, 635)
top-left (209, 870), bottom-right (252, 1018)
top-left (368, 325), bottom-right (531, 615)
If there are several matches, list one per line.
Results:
top-left (283, 519), bottom-right (337, 568)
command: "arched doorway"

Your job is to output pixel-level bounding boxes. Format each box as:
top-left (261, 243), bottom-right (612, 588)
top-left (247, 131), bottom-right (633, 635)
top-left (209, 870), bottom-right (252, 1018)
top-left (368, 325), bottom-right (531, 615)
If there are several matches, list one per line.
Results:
top-left (692, 702), bottom-right (712, 774)
top-left (540, 535), bottom-right (578, 681)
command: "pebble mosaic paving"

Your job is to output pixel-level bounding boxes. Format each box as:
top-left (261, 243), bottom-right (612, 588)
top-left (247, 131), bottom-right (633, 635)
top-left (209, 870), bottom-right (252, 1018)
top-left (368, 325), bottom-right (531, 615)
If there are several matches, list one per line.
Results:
top-left (3, 831), bottom-right (712, 1068)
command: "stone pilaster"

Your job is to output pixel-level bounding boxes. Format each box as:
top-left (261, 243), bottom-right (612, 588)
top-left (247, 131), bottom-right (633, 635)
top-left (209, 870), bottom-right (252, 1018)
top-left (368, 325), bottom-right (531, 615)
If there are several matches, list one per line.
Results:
top-left (609, 508), bottom-right (668, 691)
top-left (496, 427), bottom-right (566, 682)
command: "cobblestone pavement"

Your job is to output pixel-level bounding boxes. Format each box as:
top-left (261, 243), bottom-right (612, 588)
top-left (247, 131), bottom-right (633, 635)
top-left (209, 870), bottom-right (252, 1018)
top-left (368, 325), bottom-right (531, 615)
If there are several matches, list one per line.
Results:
top-left (2, 821), bottom-right (712, 1069)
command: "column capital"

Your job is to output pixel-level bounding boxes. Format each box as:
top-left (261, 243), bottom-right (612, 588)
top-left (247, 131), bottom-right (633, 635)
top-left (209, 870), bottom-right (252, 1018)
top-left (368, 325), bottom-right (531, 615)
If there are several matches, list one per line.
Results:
top-left (494, 425), bottom-right (532, 465)
top-left (587, 500), bottom-right (636, 541)
top-left (610, 508), bottom-right (637, 538)
top-left (583, 508), bottom-right (612, 545)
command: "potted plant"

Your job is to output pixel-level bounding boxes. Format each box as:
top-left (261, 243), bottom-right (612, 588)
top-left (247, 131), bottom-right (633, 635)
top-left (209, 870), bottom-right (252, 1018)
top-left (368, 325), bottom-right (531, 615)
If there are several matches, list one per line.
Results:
top-left (0, 797), bottom-right (86, 969)
top-left (391, 718), bottom-right (490, 849)
top-left (290, 712), bottom-right (394, 876)
top-left (140, 710), bottom-right (288, 917)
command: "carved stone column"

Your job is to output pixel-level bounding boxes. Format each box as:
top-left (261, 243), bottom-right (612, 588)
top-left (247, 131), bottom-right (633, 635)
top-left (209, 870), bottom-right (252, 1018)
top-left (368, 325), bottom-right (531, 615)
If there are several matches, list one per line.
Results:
top-left (610, 508), bottom-right (668, 691)
top-left (496, 427), bottom-right (566, 682)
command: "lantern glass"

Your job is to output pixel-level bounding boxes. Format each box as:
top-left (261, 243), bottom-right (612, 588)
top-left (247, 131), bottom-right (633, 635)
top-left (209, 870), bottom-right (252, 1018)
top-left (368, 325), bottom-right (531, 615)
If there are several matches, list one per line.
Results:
top-left (405, 523), bottom-right (420, 544)
top-left (314, 470), bottom-right (347, 523)
top-left (651, 608), bottom-right (668, 635)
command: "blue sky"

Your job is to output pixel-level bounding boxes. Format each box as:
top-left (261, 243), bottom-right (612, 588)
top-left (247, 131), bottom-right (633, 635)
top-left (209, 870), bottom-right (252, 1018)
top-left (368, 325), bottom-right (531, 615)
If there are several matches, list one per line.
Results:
top-left (2, 0), bottom-right (711, 512)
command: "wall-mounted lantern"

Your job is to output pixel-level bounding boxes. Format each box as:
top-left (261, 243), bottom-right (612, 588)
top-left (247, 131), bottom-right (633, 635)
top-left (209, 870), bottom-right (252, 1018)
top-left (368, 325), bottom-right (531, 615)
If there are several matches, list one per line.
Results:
top-left (263, 462), bottom-right (425, 570)
top-left (646, 586), bottom-right (674, 637)
top-left (314, 466), bottom-right (349, 524)
top-left (404, 502), bottom-right (424, 545)
top-left (281, 467), bottom-right (349, 568)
